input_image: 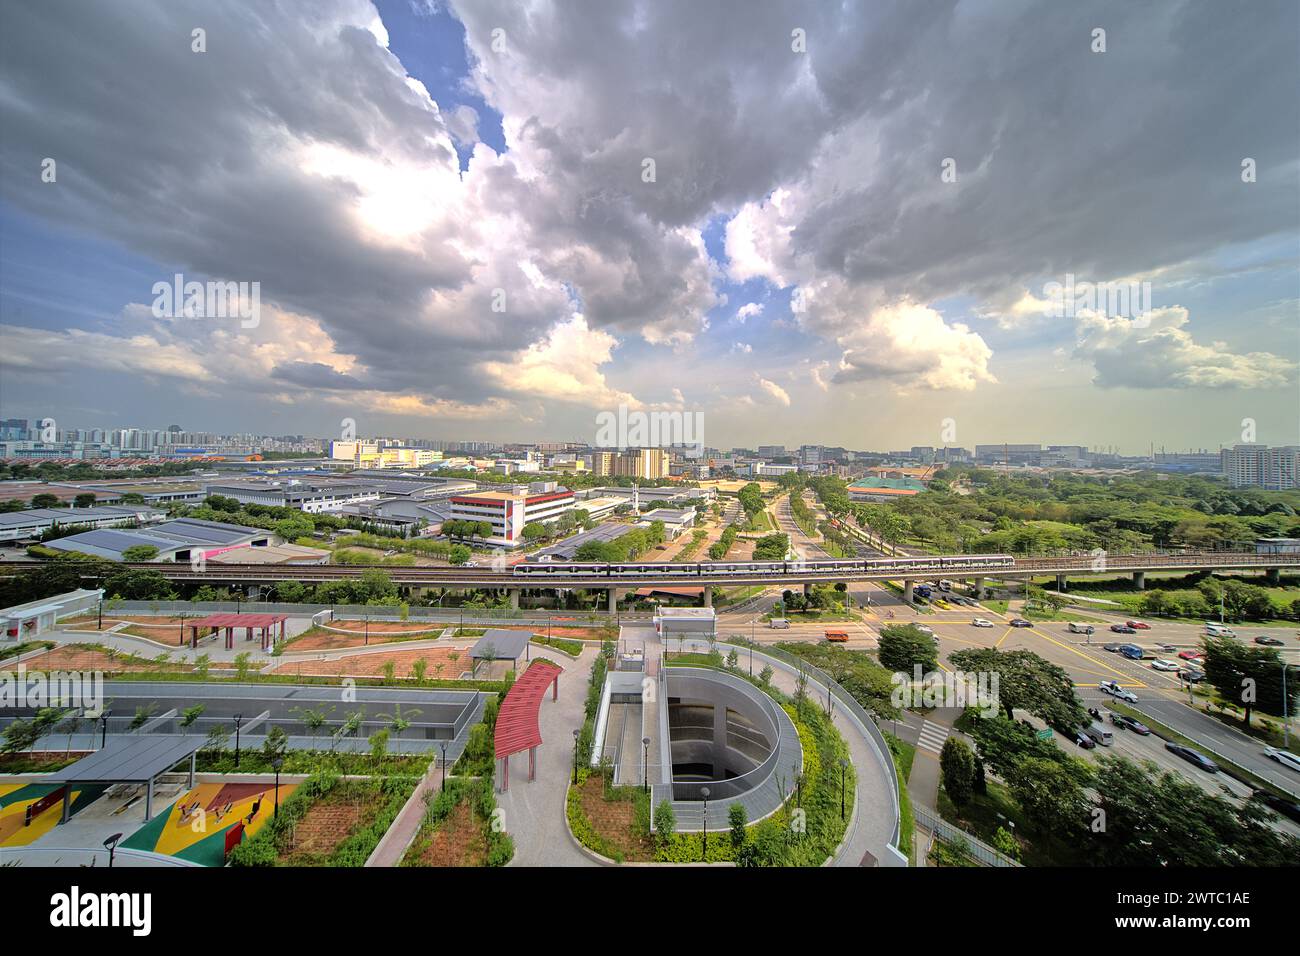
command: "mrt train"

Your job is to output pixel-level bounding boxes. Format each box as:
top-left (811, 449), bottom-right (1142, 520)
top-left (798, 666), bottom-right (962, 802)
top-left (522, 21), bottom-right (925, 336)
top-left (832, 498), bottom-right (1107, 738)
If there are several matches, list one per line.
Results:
top-left (512, 553), bottom-right (1016, 577)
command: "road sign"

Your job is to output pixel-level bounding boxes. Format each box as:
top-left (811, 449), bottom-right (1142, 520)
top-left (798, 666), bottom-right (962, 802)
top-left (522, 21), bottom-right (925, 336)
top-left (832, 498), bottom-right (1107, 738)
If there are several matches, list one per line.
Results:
top-left (1036, 728), bottom-right (1053, 741)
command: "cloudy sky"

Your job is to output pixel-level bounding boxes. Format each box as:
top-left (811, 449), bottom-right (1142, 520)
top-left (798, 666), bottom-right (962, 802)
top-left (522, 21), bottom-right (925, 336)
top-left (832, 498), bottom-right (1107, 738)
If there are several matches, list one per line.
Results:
top-left (1, 0), bottom-right (1296, 453)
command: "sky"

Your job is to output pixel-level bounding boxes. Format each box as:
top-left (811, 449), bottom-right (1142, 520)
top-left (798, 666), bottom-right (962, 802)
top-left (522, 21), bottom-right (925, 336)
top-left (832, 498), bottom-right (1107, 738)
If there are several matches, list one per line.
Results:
top-left (0, 0), bottom-right (1297, 454)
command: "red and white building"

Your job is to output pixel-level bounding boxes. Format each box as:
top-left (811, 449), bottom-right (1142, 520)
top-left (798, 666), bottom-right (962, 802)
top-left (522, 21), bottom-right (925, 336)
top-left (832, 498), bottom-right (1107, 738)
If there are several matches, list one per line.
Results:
top-left (448, 488), bottom-right (576, 547)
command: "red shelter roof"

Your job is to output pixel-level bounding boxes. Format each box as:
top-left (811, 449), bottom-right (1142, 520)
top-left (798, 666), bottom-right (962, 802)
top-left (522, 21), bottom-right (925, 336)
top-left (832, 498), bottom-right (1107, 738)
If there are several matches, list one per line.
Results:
top-left (494, 660), bottom-right (563, 760)
top-left (189, 613), bottom-right (287, 629)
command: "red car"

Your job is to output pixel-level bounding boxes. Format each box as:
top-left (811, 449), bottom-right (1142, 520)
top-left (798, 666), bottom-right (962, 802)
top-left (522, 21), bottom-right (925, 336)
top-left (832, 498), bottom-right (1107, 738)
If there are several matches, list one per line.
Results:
top-left (1178, 650), bottom-right (1202, 661)
top-left (1125, 620), bottom-right (1151, 630)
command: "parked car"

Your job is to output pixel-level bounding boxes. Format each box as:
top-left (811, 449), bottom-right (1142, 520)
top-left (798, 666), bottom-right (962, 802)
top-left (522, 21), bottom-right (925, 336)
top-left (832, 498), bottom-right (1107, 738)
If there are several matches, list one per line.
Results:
top-left (1099, 680), bottom-right (1138, 703)
top-left (1165, 742), bottom-right (1218, 773)
top-left (1156, 643), bottom-right (1177, 652)
top-left (1125, 620), bottom-right (1151, 630)
top-left (1178, 667), bottom-right (1206, 683)
top-left (1251, 791), bottom-right (1300, 825)
top-left (1102, 643), bottom-right (1122, 653)
top-left (1068, 622), bottom-right (1095, 635)
top-left (1110, 624), bottom-right (1137, 634)
top-left (1177, 650), bottom-right (1203, 661)
top-left (1119, 644), bottom-right (1145, 660)
top-left (1264, 747), bottom-right (1300, 773)
top-left (1109, 713), bottom-right (1151, 735)
top-left (1150, 659), bottom-right (1180, 672)
top-left (1009, 618), bottom-right (1032, 628)
top-left (971, 618), bottom-right (994, 628)
top-left (1254, 635), bottom-right (1285, 646)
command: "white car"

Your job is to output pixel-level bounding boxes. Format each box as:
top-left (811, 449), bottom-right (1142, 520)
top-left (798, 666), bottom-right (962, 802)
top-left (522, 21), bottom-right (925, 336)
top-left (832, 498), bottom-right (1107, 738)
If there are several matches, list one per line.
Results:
top-left (1150, 659), bottom-right (1180, 672)
top-left (1099, 680), bottom-right (1138, 703)
top-left (915, 624), bottom-right (934, 635)
top-left (1264, 747), bottom-right (1300, 773)
top-left (971, 618), bottom-right (994, 628)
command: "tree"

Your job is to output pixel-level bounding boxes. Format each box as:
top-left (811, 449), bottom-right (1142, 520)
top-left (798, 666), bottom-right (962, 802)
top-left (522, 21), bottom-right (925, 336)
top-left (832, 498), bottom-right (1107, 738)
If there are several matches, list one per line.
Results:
top-left (877, 624), bottom-right (939, 672)
top-left (120, 544), bottom-right (160, 562)
top-left (521, 521), bottom-right (549, 541)
top-left (73, 493), bottom-right (98, 509)
top-left (31, 493), bottom-right (60, 508)
top-left (940, 737), bottom-right (976, 807)
top-left (262, 726), bottom-right (288, 762)
top-left (948, 647), bottom-right (1085, 730)
top-left (1004, 756), bottom-right (1092, 840)
top-left (653, 799), bottom-right (676, 844)
top-left (1201, 636), bottom-right (1297, 728)
top-left (448, 543), bottom-right (472, 566)
top-left (179, 704), bottom-right (205, 735)
top-left (728, 803), bottom-right (748, 850)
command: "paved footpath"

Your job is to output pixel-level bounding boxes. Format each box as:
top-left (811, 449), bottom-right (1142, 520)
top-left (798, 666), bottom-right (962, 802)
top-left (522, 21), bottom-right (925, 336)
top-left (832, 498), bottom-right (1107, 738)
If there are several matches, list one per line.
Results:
top-left (368, 761), bottom-right (445, 867)
top-left (496, 645), bottom-right (599, 866)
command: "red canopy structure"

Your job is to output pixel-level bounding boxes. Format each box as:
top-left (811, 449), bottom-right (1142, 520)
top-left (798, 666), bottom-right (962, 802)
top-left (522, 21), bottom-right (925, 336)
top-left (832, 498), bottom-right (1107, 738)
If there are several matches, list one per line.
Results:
top-left (493, 660), bottom-right (563, 791)
top-left (186, 612), bottom-right (287, 652)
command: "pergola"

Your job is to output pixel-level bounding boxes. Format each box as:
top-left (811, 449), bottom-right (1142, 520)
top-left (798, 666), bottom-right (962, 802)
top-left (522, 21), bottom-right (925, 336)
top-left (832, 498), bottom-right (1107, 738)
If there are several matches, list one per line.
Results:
top-left (493, 660), bottom-right (562, 791)
top-left (468, 628), bottom-right (533, 675)
top-left (41, 734), bottom-right (205, 822)
top-left (185, 612), bottom-right (287, 651)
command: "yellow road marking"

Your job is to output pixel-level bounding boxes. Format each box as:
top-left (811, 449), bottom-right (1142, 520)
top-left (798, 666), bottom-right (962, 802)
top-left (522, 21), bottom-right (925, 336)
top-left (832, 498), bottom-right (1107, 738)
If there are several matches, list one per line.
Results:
top-left (1024, 626), bottom-right (1136, 681)
top-left (995, 626), bottom-right (1015, 648)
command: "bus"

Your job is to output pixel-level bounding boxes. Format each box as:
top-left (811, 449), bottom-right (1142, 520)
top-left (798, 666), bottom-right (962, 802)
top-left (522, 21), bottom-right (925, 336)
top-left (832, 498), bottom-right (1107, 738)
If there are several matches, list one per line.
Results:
top-left (825, 629), bottom-right (849, 643)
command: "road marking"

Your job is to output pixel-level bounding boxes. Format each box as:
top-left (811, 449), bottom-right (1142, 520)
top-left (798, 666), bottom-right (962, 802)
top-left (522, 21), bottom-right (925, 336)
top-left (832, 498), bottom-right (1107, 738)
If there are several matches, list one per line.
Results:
top-left (1024, 625), bottom-right (1136, 681)
top-left (916, 719), bottom-right (951, 755)
top-left (994, 626), bottom-right (1015, 648)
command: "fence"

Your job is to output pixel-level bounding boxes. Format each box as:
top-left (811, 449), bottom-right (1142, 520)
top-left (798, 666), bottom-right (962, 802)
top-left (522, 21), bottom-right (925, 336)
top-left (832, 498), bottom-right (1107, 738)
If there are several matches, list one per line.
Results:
top-left (913, 804), bottom-right (1021, 867)
top-left (106, 600), bottom-right (613, 627)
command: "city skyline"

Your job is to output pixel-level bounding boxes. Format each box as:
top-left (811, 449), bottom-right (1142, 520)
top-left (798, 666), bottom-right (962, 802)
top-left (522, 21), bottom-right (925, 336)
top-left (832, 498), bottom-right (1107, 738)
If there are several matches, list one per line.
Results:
top-left (1, 2), bottom-right (1298, 456)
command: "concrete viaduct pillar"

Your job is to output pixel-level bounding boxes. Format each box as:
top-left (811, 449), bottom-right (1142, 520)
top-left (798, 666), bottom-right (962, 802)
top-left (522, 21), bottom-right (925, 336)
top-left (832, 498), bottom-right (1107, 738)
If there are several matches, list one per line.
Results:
top-left (509, 589), bottom-right (520, 610)
top-left (1266, 568), bottom-right (1281, 585)
top-left (803, 582), bottom-right (812, 597)
top-left (972, 576), bottom-right (984, 599)
top-left (702, 587), bottom-right (712, 608)
top-left (1132, 571), bottom-right (1145, 590)
top-left (903, 580), bottom-right (914, 604)
top-left (607, 587), bottom-right (618, 616)
top-left (1055, 574), bottom-right (1068, 592)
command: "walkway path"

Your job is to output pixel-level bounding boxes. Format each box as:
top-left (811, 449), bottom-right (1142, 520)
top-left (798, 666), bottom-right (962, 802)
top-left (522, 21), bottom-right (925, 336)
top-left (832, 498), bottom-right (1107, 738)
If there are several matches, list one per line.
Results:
top-left (367, 761), bottom-right (445, 867)
top-left (496, 645), bottom-right (599, 867)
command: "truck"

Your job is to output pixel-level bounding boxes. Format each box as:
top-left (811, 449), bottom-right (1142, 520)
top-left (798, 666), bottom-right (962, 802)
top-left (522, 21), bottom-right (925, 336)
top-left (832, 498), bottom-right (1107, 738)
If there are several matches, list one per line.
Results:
top-left (1084, 723), bottom-right (1114, 746)
top-left (824, 629), bottom-right (849, 643)
top-left (1067, 622), bottom-right (1095, 635)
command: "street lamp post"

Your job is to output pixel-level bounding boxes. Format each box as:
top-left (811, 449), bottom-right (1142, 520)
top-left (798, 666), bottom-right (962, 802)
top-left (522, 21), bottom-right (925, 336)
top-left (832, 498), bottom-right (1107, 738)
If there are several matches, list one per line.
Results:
top-left (700, 786), bottom-right (710, 859)
top-left (642, 736), bottom-right (650, 793)
top-left (100, 711), bottom-right (110, 749)
top-left (234, 714), bottom-right (243, 769)
top-left (103, 832), bottom-right (122, 868)
top-left (272, 756), bottom-right (283, 817)
top-left (572, 728), bottom-right (580, 785)
top-left (839, 757), bottom-right (848, 820)
top-left (440, 741), bottom-right (448, 788)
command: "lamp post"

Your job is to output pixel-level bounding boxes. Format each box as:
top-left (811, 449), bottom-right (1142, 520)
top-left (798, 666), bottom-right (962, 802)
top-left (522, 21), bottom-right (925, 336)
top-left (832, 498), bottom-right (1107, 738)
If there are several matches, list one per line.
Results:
top-left (572, 728), bottom-right (580, 785)
top-left (364, 615), bottom-right (369, 646)
top-left (700, 787), bottom-right (710, 859)
top-left (236, 592), bottom-right (242, 615)
top-left (103, 832), bottom-right (122, 868)
top-left (642, 736), bottom-right (650, 793)
top-left (440, 741), bottom-right (448, 788)
top-left (234, 714), bottom-right (243, 769)
top-left (839, 757), bottom-right (848, 820)
top-left (100, 711), bottom-right (110, 749)
top-left (271, 756), bottom-right (283, 817)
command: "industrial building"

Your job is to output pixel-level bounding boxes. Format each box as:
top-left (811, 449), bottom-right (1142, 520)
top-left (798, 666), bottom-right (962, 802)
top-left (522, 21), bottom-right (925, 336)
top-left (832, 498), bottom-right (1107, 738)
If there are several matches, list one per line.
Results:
top-left (40, 517), bottom-right (276, 562)
top-left (0, 504), bottom-right (165, 543)
top-left (203, 479), bottom-right (381, 513)
top-left (448, 487), bottom-right (576, 547)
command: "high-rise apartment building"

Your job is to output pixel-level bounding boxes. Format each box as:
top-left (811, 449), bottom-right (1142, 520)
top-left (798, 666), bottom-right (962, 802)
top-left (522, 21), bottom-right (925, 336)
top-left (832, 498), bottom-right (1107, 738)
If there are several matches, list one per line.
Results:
top-left (1222, 445), bottom-right (1300, 489)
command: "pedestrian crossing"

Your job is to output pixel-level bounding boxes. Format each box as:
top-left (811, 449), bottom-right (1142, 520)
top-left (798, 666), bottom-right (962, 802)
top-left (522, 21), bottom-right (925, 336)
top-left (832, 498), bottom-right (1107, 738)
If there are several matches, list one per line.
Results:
top-left (916, 719), bottom-right (951, 756)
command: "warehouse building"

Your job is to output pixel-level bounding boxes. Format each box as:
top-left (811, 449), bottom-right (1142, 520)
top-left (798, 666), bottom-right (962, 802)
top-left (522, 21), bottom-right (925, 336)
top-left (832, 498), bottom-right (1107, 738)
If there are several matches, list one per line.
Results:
top-left (41, 517), bottom-right (275, 562)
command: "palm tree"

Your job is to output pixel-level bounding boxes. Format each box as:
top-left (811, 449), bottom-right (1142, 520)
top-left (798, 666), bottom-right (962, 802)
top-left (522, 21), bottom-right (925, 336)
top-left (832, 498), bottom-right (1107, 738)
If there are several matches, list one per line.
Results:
top-left (377, 703), bottom-right (421, 739)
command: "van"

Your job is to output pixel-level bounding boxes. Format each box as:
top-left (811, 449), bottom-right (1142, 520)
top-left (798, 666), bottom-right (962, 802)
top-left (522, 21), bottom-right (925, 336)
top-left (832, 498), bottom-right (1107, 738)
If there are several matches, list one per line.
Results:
top-left (1085, 723), bottom-right (1114, 746)
top-left (1119, 643), bottom-right (1144, 660)
top-left (1068, 622), bottom-right (1095, 635)
top-left (769, 618), bottom-right (790, 630)
top-left (825, 629), bottom-right (849, 643)
top-left (1205, 622), bottom-right (1236, 638)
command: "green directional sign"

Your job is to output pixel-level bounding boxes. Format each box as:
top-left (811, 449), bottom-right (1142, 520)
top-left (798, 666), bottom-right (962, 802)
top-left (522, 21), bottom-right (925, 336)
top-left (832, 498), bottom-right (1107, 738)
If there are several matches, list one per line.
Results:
top-left (1036, 728), bottom-right (1054, 741)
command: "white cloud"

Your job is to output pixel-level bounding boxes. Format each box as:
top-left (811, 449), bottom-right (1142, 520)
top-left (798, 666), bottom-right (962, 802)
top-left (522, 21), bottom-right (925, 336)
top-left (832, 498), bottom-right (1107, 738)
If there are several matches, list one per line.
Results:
top-left (735, 301), bottom-right (764, 323)
top-left (756, 375), bottom-right (791, 406)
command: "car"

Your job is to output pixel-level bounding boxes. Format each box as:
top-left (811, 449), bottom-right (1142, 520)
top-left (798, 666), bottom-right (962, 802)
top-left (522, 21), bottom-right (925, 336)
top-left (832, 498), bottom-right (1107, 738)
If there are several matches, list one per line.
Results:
top-left (1009, 618), bottom-right (1032, 628)
top-left (1156, 643), bottom-right (1177, 652)
top-left (1099, 680), bottom-right (1138, 703)
top-left (1264, 747), bottom-right (1300, 773)
top-left (1110, 624), bottom-right (1137, 634)
top-left (1254, 636), bottom-right (1285, 646)
top-left (1178, 667), bottom-right (1206, 683)
top-left (1125, 620), bottom-right (1151, 630)
top-left (1102, 643), bottom-right (1123, 653)
top-left (971, 618), bottom-right (994, 628)
top-left (1177, 650), bottom-right (1203, 661)
top-left (1150, 659), bottom-right (1180, 672)
top-left (1165, 742), bottom-right (1218, 773)
top-left (914, 624), bottom-right (934, 635)
top-left (1062, 727), bottom-right (1095, 749)
top-left (1252, 791), bottom-right (1300, 825)
top-left (1068, 622), bottom-right (1095, 635)
top-left (1109, 713), bottom-right (1151, 735)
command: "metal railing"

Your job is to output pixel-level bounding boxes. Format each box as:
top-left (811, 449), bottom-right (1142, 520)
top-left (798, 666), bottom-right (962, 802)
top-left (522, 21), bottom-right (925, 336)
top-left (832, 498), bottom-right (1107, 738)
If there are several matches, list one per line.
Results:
top-left (913, 804), bottom-right (1022, 867)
